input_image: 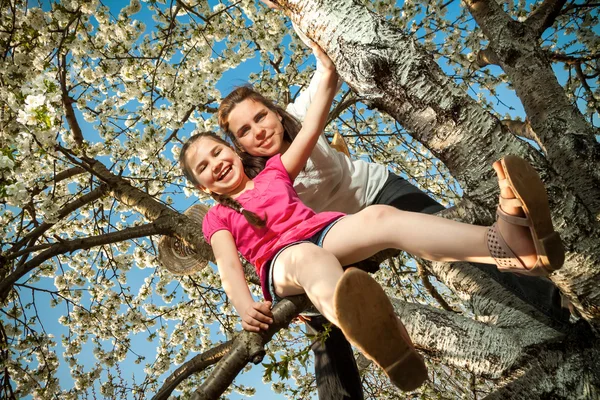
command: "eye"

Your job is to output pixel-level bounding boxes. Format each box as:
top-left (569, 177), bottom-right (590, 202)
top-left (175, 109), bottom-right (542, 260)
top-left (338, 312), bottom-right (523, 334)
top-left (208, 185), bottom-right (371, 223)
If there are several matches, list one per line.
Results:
top-left (238, 127), bottom-right (249, 138)
top-left (256, 111), bottom-right (266, 121)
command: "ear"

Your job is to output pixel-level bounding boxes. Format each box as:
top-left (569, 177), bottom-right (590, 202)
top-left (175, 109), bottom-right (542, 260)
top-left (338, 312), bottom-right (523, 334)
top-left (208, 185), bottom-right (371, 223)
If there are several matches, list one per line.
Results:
top-left (277, 112), bottom-right (283, 122)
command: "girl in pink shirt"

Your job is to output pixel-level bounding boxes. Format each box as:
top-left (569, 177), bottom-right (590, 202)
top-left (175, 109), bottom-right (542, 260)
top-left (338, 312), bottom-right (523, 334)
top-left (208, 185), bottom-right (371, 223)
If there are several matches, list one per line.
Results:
top-left (178, 46), bottom-right (563, 392)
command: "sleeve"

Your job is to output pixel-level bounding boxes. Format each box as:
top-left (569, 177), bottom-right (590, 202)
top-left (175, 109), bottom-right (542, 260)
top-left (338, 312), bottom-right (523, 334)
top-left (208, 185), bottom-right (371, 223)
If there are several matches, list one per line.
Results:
top-left (285, 22), bottom-right (343, 122)
top-left (265, 154), bottom-right (294, 184)
top-left (202, 208), bottom-right (229, 244)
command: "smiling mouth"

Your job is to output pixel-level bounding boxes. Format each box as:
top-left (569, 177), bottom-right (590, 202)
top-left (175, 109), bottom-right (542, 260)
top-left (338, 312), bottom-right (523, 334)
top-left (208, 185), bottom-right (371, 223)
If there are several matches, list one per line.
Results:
top-left (260, 135), bottom-right (273, 147)
top-left (217, 166), bottom-right (232, 181)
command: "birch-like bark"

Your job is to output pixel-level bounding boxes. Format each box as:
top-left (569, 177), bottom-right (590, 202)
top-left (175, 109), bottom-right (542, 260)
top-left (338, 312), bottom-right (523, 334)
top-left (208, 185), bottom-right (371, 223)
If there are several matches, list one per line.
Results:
top-left (484, 328), bottom-right (600, 399)
top-left (391, 299), bottom-right (563, 378)
top-left (276, 0), bottom-right (600, 328)
top-left (462, 0), bottom-right (600, 215)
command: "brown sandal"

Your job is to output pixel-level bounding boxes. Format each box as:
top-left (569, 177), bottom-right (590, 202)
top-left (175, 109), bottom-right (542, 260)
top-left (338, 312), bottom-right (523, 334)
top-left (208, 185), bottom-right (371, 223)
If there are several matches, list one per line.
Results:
top-left (334, 268), bottom-right (428, 391)
top-left (486, 155), bottom-right (564, 276)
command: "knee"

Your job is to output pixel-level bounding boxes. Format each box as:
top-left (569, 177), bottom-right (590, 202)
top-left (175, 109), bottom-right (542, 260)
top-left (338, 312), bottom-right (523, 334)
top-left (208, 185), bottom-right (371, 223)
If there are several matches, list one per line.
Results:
top-left (360, 204), bottom-right (399, 223)
top-left (291, 244), bottom-right (336, 266)
top-left (279, 243), bottom-right (336, 271)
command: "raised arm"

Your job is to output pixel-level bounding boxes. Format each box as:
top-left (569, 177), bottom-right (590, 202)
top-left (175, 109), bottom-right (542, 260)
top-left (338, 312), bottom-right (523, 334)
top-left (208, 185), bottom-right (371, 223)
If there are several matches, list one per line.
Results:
top-left (280, 45), bottom-right (338, 180)
top-left (211, 231), bottom-right (273, 332)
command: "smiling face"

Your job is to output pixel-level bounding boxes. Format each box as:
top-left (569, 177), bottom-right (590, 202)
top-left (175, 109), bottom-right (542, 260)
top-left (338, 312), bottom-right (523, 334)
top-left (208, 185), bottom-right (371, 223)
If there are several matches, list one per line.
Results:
top-left (226, 98), bottom-right (286, 157)
top-left (184, 136), bottom-right (248, 196)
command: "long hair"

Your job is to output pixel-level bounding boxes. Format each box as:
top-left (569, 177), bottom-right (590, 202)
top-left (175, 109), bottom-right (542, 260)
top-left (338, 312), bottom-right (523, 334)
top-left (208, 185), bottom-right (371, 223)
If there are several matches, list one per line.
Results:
top-left (218, 86), bottom-right (302, 159)
top-left (179, 131), bottom-right (266, 228)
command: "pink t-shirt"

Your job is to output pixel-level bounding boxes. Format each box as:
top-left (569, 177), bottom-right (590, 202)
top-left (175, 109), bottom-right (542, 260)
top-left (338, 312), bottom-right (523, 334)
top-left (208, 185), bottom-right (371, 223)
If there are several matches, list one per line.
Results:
top-left (203, 155), bottom-right (344, 298)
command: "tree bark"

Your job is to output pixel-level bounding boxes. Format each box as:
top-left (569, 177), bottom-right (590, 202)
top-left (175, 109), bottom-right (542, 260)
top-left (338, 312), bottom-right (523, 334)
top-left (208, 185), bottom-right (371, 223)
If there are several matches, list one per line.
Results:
top-left (276, 0), bottom-right (600, 329)
top-left (462, 0), bottom-right (600, 215)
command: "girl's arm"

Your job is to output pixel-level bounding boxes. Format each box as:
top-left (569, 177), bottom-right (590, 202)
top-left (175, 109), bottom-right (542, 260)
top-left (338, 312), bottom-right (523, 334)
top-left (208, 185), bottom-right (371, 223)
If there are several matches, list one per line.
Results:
top-left (211, 230), bottom-right (273, 332)
top-left (280, 44), bottom-right (338, 180)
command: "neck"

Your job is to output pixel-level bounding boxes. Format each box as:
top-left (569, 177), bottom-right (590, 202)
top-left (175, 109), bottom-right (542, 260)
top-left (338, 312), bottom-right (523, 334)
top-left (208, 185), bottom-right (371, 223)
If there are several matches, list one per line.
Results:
top-left (228, 173), bottom-right (253, 199)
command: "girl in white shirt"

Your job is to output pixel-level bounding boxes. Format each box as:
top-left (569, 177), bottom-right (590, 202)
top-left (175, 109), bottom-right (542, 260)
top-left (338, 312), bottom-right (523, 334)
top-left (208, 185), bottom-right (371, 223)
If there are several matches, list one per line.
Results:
top-left (216, 25), bottom-right (568, 399)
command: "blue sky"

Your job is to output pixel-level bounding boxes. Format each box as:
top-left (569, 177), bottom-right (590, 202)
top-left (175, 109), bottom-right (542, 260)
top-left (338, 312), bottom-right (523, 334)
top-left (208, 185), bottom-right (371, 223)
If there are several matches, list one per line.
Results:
top-left (14, 0), bottom-right (597, 399)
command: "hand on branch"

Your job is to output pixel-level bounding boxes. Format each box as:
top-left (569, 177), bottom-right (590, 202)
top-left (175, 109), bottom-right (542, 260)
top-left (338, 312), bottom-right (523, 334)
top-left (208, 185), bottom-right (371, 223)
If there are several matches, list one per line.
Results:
top-left (242, 301), bottom-right (274, 332)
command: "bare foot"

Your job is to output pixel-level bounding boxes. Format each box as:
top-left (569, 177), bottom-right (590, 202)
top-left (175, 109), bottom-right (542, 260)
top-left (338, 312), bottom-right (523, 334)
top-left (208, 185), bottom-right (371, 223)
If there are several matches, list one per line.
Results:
top-left (492, 161), bottom-right (538, 270)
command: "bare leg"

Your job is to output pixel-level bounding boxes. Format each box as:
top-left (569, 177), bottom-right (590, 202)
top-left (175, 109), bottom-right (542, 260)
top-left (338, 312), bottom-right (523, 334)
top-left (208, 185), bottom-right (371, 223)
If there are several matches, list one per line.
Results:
top-left (271, 241), bottom-right (428, 392)
top-left (271, 243), bottom-right (344, 326)
top-left (321, 206), bottom-right (493, 267)
top-left (322, 193), bottom-right (538, 270)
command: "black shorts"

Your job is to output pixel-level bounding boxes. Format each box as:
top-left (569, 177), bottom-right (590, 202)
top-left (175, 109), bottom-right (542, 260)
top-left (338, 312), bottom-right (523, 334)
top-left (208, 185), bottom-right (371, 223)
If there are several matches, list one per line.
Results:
top-left (373, 171), bottom-right (444, 215)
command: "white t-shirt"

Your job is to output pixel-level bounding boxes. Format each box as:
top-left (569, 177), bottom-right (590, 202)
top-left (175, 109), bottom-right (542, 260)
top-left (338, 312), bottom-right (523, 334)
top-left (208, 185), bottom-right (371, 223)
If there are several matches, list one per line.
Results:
top-left (285, 54), bottom-right (388, 214)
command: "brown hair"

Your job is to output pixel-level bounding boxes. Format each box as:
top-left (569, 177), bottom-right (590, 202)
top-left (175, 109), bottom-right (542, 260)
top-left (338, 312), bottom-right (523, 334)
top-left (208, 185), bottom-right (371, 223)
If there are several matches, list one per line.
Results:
top-left (179, 131), bottom-right (266, 228)
top-left (218, 86), bottom-right (301, 154)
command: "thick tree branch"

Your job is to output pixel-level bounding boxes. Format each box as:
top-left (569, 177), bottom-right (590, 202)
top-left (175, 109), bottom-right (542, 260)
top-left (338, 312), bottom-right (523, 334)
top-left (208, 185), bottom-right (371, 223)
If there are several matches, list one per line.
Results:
top-left (392, 299), bottom-right (563, 378)
top-left (152, 341), bottom-right (233, 400)
top-left (525, 0), bottom-right (568, 37)
top-left (460, 0), bottom-right (514, 38)
top-left (484, 322), bottom-right (600, 399)
top-left (190, 295), bottom-right (312, 400)
top-left (57, 148), bottom-right (215, 263)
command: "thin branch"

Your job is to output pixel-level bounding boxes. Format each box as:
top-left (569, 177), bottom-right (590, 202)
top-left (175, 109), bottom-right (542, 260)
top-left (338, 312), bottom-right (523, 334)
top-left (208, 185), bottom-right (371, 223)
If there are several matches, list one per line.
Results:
top-left (475, 48), bottom-right (500, 68)
top-left (416, 262), bottom-right (458, 313)
top-left (326, 92), bottom-right (364, 125)
top-left (574, 62), bottom-right (600, 117)
top-left (0, 219), bottom-right (170, 302)
top-left (501, 119), bottom-right (544, 150)
top-left (29, 166), bottom-right (86, 197)
top-left (59, 54), bottom-right (84, 148)
top-left (7, 184), bottom-right (109, 256)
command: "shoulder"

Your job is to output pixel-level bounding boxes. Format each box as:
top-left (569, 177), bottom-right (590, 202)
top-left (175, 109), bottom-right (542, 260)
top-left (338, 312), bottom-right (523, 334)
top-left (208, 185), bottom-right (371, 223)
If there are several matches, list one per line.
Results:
top-left (264, 154), bottom-right (290, 178)
top-left (202, 205), bottom-right (230, 243)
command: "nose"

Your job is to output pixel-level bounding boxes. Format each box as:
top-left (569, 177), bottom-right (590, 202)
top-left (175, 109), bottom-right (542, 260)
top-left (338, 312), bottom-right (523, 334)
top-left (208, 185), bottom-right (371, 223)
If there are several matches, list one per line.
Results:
top-left (254, 125), bottom-right (266, 140)
top-left (211, 158), bottom-right (223, 176)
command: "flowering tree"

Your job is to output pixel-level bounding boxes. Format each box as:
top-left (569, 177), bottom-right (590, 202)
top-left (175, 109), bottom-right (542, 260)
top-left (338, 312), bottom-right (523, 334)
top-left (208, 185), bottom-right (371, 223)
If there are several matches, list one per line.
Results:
top-left (1, 0), bottom-right (598, 399)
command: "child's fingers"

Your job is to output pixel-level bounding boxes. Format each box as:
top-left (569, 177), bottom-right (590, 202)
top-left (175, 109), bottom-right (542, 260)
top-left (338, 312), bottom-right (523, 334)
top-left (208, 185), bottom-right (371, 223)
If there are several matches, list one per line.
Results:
top-left (255, 301), bottom-right (274, 318)
top-left (243, 302), bottom-right (273, 331)
top-left (242, 321), bottom-right (261, 332)
top-left (242, 314), bottom-right (269, 331)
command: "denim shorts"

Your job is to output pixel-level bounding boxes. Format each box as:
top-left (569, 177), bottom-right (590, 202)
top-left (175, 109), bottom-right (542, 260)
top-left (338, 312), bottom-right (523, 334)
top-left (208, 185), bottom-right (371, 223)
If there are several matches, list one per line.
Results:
top-left (264, 217), bottom-right (343, 307)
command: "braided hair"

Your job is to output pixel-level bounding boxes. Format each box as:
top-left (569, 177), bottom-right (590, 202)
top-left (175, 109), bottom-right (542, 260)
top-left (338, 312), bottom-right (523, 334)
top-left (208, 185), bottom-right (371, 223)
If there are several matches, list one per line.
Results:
top-left (179, 131), bottom-right (266, 228)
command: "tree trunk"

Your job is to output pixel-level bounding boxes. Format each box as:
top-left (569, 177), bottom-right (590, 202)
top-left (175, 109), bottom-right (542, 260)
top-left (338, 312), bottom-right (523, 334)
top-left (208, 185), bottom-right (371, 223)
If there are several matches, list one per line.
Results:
top-left (277, 0), bottom-right (600, 329)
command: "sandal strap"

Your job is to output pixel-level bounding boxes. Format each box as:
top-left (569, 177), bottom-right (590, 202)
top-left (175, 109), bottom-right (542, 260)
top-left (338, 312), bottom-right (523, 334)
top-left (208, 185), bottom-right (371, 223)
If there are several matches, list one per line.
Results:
top-left (499, 196), bottom-right (523, 209)
top-left (498, 178), bottom-right (510, 190)
top-left (496, 206), bottom-right (530, 227)
top-left (486, 223), bottom-right (527, 272)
